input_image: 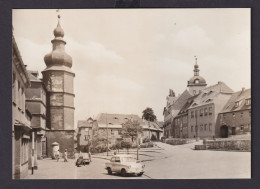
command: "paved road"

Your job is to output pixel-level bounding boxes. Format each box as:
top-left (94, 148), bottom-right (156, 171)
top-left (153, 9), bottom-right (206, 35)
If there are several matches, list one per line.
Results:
top-left (24, 141), bottom-right (250, 179)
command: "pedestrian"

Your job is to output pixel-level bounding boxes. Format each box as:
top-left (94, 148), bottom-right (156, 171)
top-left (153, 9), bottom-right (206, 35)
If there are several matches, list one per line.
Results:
top-left (56, 150), bottom-right (60, 162)
top-left (64, 149), bottom-right (68, 162)
top-left (88, 150), bottom-right (92, 162)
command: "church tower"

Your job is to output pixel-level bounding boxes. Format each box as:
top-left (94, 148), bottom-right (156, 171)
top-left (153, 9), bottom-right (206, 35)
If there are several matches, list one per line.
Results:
top-left (187, 57), bottom-right (207, 95)
top-left (42, 14), bottom-right (75, 158)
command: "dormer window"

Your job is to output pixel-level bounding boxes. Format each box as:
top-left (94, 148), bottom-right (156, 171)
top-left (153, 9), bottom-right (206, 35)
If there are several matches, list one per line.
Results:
top-left (235, 101), bottom-right (240, 108)
top-left (194, 79), bottom-right (199, 84)
top-left (245, 98), bottom-right (251, 106)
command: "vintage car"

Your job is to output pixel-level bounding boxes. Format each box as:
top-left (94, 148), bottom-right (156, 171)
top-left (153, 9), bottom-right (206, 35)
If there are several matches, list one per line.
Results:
top-left (76, 153), bottom-right (90, 167)
top-left (105, 154), bottom-right (145, 176)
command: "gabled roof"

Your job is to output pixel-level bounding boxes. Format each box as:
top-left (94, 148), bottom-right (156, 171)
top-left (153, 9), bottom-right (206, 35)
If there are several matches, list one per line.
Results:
top-left (96, 113), bottom-right (162, 132)
top-left (77, 120), bottom-right (93, 128)
top-left (187, 81), bottom-right (233, 109)
top-left (221, 88), bottom-right (251, 113)
top-left (96, 113), bottom-right (142, 125)
top-left (178, 94), bottom-right (199, 115)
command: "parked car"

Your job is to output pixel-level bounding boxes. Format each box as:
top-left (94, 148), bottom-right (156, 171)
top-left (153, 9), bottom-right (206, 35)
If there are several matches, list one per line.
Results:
top-left (76, 153), bottom-right (90, 167)
top-left (105, 154), bottom-right (145, 177)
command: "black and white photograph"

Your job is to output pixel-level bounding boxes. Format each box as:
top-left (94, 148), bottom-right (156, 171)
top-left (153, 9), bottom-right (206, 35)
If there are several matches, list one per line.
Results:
top-left (12, 8), bottom-right (250, 179)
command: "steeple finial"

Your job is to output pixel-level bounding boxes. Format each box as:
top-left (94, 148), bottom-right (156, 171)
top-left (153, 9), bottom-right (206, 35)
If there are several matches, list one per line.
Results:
top-left (53, 9), bottom-right (64, 38)
top-left (193, 56), bottom-right (199, 76)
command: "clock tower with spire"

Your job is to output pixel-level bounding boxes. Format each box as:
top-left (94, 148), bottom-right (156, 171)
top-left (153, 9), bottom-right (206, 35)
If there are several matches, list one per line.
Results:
top-left (42, 14), bottom-right (75, 158)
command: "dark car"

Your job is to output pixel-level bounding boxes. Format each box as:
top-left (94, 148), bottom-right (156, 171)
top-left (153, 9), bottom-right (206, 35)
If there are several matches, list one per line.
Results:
top-left (76, 153), bottom-right (90, 167)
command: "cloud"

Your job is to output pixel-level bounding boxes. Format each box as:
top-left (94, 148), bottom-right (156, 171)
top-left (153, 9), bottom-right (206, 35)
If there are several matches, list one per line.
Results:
top-left (171, 26), bottom-right (214, 51)
top-left (66, 37), bottom-right (124, 67)
top-left (15, 37), bottom-right (49, 72)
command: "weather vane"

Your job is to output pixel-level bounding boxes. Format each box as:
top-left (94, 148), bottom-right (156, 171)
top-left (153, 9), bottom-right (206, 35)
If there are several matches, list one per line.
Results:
top-left (194, 55), bottom-right (198, 64)
top-left (56, 9), bottom-right (62, 19)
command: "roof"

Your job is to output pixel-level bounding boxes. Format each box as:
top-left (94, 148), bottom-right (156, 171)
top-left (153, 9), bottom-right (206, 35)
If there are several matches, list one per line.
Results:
top-left (221, 88), bottom-right (251, 113)
top-left (27, 70), bottom-right (42, 82)
top-left (187, 75), bottom-right (207, 86)
top-left (96, 113), bottom-right (162, 132)
top-left (96, 113), bottom-right (142, 125)
top-left (77, 120), bottom-right (93, 128)
top-left (178, 94), bottom-right (199, 115)
top-left (187, 81), bottom-right (233, 109)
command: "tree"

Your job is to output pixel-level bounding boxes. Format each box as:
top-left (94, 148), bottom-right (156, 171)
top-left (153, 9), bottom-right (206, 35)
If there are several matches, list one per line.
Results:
top-left (91, 129), bottom-right (108, 153)
top-left (142, 107), bottom-right (157, 121)
top-left (121, 120), bottom-right (143, 143)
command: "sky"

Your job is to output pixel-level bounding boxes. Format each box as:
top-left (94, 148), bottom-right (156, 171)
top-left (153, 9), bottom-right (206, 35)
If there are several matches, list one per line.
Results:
top-left (12, 9), bottom-right (250, 125)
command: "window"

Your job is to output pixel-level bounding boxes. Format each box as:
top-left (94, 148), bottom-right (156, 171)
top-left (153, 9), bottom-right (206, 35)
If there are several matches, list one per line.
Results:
top-left (204, 108), bottom-right (208, 116)
top-left (200, 124), bottom-right (203, 131)
top-left (115, 157), bottom-right (120, 162)
top-left (235, 101), bottom-right (240, 108)
top-left (111, 157), bottom-right (116, 162)
top-left (195, 79), bottom-right (199, 84)
top-left (114, 117), bottom-right (118, 119)
top-left (200, 109), bottom-right (203, 116)
top-left (209, 107), bottom-right (212, 115)
top-left (204, 124), bottom-right (207, 131)
top-left (195, 125), bottom-right (198, 132)
top-left (209, 123), bottom-right (212, 131)
top-left (240, 126), bottom-right (244, 131)
top-left (191, 111), bottom-right (194, 118)
top-left (21, 138), bottom-right (29, 164)
top-left (240, 112), bottom-right (243, 117)
top-left (191, 126), bottom-right (193, 132)
top-left (245, 98), bottom-right (251, 106)
top-left (111, 129), bottom-right (114, 135)
top-left (232, 113), bottom-right (235, 119)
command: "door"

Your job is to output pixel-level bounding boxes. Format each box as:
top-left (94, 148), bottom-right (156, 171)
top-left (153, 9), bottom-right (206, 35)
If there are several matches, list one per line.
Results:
top-left (220, 125), bottom-right (228, 138)
top-left (232, 127), bottom-right (236, 135)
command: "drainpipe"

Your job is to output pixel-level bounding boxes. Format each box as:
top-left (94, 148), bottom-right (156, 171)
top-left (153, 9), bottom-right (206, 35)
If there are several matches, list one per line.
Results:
top-left (31, 131), bottom-right (34, 174)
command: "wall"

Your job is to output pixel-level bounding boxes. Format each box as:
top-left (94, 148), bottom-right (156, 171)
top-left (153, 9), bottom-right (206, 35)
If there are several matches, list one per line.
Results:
top-left (204, 139), bottom-right (251, 151)
top-left (46, 130), bottom-right (75, 158)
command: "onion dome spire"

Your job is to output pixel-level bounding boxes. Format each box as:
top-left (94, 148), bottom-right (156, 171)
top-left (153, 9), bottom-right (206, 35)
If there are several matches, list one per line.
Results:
top-left (43, 13), bottom-right (73, 69)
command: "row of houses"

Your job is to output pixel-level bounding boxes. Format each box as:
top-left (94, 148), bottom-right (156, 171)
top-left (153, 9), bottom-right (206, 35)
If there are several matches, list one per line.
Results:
top-left (163, 61), bottom-right (251, 139)
top-left (76, 113), bottom-right (163, 152)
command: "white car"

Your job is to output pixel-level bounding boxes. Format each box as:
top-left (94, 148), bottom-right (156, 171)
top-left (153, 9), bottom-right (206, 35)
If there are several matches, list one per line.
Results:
top-left (105, 154), bottom-right (145, 176)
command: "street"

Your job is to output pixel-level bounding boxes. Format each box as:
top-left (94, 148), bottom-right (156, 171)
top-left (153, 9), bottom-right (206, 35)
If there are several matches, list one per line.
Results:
top-left (24, 141), bottom-right (250, 179)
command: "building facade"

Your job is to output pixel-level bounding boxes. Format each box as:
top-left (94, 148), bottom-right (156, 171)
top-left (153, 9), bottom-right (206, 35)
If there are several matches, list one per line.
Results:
top-left (25, 71), bottom-right (47, 161)
top-left (12, 34), bottom-right (32, 179)
top-left (215, 88), bottom-right (251, 138)
top-left (42, 16), bottom-right (75, 158)
top-left (76, 118), bottom-right (98, 152)
top-left (187, 82), bottom-right (233, 139)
